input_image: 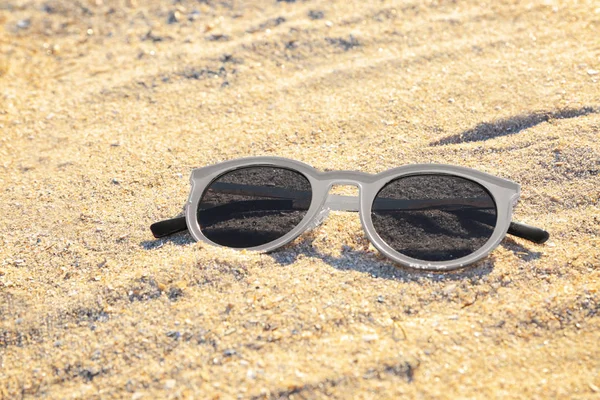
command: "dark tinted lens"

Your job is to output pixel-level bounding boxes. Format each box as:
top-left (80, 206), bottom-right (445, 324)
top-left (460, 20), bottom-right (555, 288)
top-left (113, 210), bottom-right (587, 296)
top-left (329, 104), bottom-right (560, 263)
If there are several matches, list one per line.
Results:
top-left (198, 166), bottom-right (312, 248)
top-left (371, 174), bottom-right (497, 261)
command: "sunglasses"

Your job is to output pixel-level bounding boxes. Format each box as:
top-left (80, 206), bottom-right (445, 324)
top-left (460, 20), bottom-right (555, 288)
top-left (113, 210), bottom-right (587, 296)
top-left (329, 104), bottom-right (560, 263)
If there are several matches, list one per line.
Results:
top-left (150, 157), bottom-right (549, 271)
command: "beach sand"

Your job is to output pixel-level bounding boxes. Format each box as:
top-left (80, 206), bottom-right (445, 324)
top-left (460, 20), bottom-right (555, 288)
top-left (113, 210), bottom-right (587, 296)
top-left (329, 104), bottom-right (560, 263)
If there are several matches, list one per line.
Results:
top-left (1, 0), bottom-right (599, 398)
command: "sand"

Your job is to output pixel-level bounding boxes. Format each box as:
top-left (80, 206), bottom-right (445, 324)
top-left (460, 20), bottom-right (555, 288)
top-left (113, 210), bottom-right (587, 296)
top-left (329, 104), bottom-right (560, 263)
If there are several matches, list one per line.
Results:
top-left (1, 0), bottom-right (599, 398)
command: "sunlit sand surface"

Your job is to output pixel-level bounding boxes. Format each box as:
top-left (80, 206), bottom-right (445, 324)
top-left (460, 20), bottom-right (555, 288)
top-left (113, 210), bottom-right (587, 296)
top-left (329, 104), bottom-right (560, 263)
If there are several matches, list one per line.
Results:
top-left (1, 1), bottom-right (599, 397)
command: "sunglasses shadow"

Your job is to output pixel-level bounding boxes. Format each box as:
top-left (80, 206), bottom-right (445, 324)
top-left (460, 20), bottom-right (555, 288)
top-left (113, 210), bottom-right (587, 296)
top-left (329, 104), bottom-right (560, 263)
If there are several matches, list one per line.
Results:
top-left (140, 232), bottom-right (195, 250)
top-left (500, 237), bottom-right (543, 262)
top-left (268, 232), bottom-right (496, 283)
top-left (139, 232), bottom-right (541, 283)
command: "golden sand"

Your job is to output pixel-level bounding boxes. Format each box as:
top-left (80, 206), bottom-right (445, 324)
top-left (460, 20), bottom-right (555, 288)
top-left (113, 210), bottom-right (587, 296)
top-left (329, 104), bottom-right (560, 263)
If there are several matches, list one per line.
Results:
top-left (1, 0), bottom-right (599, 398)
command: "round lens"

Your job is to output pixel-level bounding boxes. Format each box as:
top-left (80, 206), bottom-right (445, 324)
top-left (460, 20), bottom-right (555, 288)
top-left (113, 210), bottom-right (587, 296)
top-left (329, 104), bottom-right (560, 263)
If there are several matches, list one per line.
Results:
top-left (198, 166), bottom-right (312, 248)
top-left (371, 174), bottom-right (497, 261)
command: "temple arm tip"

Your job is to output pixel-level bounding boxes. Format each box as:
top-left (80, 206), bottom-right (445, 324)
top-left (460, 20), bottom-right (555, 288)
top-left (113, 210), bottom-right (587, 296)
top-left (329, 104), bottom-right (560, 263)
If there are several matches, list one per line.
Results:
top-left (507, 221), bottom-right (550, 244)
top-left (150, 217), bottom-right (188, 238)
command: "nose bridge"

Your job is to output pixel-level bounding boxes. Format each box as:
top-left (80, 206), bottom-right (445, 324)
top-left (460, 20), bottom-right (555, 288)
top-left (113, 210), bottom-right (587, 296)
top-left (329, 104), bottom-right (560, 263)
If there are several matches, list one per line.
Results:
top-left (321, 170), bottom-right (371, 186)
top-left (329, 179), bottom-right (361, 188)
top-left (320, 171), bottom-right (370, 212)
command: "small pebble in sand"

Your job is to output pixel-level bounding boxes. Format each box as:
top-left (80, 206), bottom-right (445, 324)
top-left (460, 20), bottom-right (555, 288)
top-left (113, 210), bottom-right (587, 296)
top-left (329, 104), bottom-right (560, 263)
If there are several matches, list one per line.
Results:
top-left (308, 10), bottom-right (324, 20)
top-left (168, 11), bottom-right (181, 24)
top-left (362, 334), bottom-right (379, 342)
top-left (164, 379), bottom-right (176, 390)
top-left (443, 283), bottom-right (458, 295)
top-left (587, 69), bottom-right (599, 76)
top-left (189, 10), bottom-right (201, 21)
top-left (166, 331), bottom-right (181, 340)
top-left (223, 349), bottom-right (237, 357)
top-left (17, 20), bottom-right (31, 29)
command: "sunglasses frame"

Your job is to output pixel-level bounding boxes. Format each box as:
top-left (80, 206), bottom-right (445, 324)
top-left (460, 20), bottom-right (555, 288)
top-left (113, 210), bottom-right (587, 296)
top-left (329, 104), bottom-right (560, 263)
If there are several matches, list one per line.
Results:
top-left (180, 157), bottom-right (523, 271)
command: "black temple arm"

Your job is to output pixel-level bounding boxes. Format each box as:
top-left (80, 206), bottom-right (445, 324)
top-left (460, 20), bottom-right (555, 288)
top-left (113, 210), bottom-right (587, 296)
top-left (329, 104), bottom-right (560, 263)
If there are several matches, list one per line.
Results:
top-left (462, 210), bottom-right (550, 244)
top-left (151, 183), bottom-right (550, 244)
top-left (150, 217), bottom-right (187, 238)
top-left (507, 221), bottom-right (550, 244)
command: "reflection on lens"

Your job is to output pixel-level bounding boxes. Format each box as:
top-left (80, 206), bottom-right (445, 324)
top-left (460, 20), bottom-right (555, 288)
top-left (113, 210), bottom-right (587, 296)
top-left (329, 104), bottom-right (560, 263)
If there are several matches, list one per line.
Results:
top-left (371, 174), bottom-right (497, 261)
top-left (198, 166), bottom-right (312, 248)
